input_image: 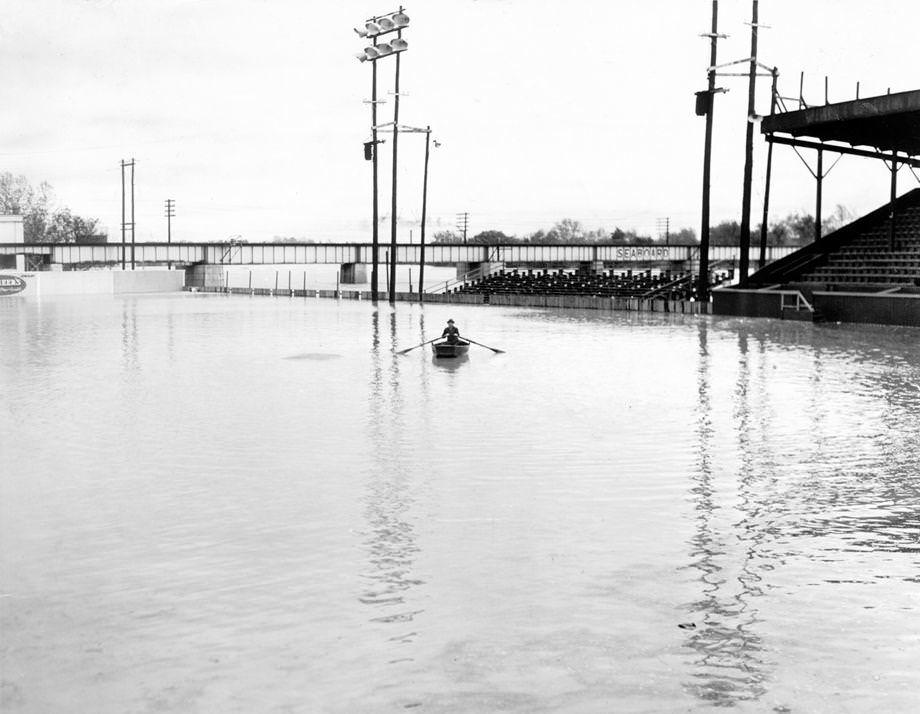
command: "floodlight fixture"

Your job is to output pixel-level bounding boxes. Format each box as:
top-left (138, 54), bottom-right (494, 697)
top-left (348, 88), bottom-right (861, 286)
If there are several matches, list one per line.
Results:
top-left (360, 11), bottom-right (409, 38)
top-left (353, 6), bottom-right (410, 303)
top-left (354, 40), bottom-right (408, 63)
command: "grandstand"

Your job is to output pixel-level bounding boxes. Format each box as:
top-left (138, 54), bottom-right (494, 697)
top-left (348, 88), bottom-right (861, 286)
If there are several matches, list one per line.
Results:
top-left (455, 266), bottom-right (733, 300)
top-left (714, 89), bottom-right (920, 327)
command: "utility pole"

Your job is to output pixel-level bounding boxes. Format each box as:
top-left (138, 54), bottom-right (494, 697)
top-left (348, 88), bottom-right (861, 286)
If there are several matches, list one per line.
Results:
top-left (130, 159), bottom-right (136, 270)
top-left (164, 199), bottom-right (175, 244)
top-left (697, 1), bottom-right (720, 299)
top-left (656, 217), bottom-right (670, 244)
top-left (456, 212), bottom-right (469, 244)
top-left (165, 199), bottom-right (175, 269)
top-left (738, 0), bottom-right (759, 285)
top-left (419, 126), bottom-right (431, 302)
top-left (121, 158), bottom-right (136, 270)
top-left (120, 160), bottom-right (126, 269)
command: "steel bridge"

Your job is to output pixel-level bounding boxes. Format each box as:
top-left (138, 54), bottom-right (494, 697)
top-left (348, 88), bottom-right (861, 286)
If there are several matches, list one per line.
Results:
top-left (0, 242), bottom-right (797, 267)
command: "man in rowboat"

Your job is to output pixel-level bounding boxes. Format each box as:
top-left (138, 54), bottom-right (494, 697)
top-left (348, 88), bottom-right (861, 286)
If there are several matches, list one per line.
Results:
top-left (442, 319), bottom-right (461, 344)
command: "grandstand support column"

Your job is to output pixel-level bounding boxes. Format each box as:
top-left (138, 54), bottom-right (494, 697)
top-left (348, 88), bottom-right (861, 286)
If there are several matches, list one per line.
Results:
top-left (814, 148), bottom-right (823, 242)
top-left (889, 152), bottom-right (898, 250)
top-left (758, 68), bottom-right (778, 270)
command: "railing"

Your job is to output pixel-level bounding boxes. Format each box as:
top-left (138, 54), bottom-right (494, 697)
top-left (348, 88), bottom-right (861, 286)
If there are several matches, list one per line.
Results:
top-left (0, 242), bottom-right (799, 267)
top-left (780, 290), bottom-right (815, 313)
top-left (641, 273), bottom-right (693, 299)
top-left (429, 262), bottom-right (505, 294)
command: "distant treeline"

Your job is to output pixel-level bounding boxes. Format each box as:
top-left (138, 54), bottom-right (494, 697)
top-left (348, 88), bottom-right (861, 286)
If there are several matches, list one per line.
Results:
top-left (433, 207), bottom-right (855, 247)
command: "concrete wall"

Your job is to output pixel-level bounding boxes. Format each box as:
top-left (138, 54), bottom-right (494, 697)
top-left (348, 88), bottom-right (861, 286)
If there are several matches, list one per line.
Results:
top-left (712, 288), bottom-right (783, 318)
top-left (193, 285), bottom-right (712, 315)
top-left (814, 291), bottom-right (920, 327)
top-left (714, 286), bottom-right (920, 327)
top-left (0, 269), bottom-right (184, 298)
top-left (113, 270), bottom-right (184, 294)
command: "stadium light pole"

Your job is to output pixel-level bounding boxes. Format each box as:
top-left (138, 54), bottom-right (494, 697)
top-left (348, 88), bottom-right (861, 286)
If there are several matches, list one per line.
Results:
top-left (372, 123), bottom-right (436, 302)
top-left (355, 8), bottom-right (409, 303)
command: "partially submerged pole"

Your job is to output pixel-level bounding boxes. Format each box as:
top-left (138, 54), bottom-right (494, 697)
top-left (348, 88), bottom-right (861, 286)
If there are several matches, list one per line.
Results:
top-left (418, 126), bottom-right (431, 302)
top-left (388, 25), bottom-right (402, 304)
top-left (371, 35), bottom-right (380, 300)
top-left (697, 0), bottom-right (719, 299)
top-left (738, 0), bottom-right (758, 285)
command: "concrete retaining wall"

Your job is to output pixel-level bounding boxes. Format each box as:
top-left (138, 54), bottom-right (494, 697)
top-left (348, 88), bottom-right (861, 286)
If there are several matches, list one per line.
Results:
top-left (714, 286), bottom-right (920, 326)
top-left (188, 285), bottom-right (711, 315)
top-left (0, 269), bottom-right (184, 297)
top-left (712, 288), bottom-right (783, 318)
top-left (814, 291), bottom-right (920, 327)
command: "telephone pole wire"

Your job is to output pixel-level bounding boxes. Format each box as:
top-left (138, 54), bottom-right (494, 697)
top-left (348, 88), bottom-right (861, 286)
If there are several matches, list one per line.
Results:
top-left (164, 199), bottom-right (175, 244)
top-left (456, 212), bottom-right (469, 244)
top-left (120, 158), bottom-right (136, 270)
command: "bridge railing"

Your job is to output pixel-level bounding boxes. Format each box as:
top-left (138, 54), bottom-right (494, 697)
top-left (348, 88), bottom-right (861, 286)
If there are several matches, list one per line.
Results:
top-left (0, 242), bottom-right (799, 266)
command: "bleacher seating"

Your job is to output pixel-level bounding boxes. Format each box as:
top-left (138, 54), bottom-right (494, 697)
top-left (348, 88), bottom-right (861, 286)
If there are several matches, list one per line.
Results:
top-left (751, 188), bottom-right (920, 293)
top-left (799, 203), bottom-right (920, 288)
top-left (455, 266), bottom-right (733, 300)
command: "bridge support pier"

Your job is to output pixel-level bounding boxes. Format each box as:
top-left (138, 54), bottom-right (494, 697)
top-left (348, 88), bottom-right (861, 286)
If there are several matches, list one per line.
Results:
top-left (339, 263), bottom-right (367, 284)
top-left (185, 264), bottom-right (224, 289)
top-left (457, 261), bottom-right (493, 280)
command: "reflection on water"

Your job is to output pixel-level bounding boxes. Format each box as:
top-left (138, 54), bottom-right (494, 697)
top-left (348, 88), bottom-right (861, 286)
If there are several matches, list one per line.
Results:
top-left (683, 323), bottom-right (766, 706)
top-left (360, 307), bottom-right (424, 645)
top-left (682, 319), bottom-right (920, 709)
top-left (430, 353), bottom-right (469, 370)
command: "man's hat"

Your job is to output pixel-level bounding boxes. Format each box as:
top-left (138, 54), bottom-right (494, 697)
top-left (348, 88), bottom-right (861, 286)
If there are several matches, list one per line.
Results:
top-left (447, 318), bottom-right (455, 323)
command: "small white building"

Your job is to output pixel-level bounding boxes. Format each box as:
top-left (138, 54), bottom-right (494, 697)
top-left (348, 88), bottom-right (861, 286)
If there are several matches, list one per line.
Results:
top-left (0, 215), bottom-right (25, 270)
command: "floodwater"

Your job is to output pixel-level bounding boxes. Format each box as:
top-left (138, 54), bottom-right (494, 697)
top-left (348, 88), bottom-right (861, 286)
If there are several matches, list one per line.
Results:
top-left (1, 293), bottom-right (918, 713)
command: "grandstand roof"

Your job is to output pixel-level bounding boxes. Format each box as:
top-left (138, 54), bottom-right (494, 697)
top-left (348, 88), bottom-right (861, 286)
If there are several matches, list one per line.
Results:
top-left (761, 89), bottom-right (920, 157)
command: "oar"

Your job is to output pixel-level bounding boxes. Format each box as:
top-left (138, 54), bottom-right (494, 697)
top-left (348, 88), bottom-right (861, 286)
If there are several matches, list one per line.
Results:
top-left (465, 338), bottom-right (505, 354)
top-left (396, 337), bottom-right (440, 355)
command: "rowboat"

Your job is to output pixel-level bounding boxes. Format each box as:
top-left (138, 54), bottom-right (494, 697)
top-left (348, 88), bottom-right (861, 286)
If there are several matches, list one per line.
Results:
top-left (432, 340), bottom-right (470, 358)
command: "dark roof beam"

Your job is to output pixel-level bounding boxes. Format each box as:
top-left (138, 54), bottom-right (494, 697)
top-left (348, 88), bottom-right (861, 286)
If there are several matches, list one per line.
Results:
top-left (766, 134), bottom-right (920, 169)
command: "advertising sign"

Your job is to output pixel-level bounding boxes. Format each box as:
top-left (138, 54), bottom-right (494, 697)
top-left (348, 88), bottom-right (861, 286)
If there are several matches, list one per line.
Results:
top-left (0, 274), bottom-right (27, 296)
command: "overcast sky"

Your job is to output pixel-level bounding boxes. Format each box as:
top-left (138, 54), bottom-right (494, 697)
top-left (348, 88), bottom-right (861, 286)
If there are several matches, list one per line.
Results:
top-left (2, 0), bottom-right (918, 243)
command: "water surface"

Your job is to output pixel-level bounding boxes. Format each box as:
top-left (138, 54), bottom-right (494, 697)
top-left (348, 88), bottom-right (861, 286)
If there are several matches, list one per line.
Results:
top-left (1, 293), bottom-right (918, 712)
